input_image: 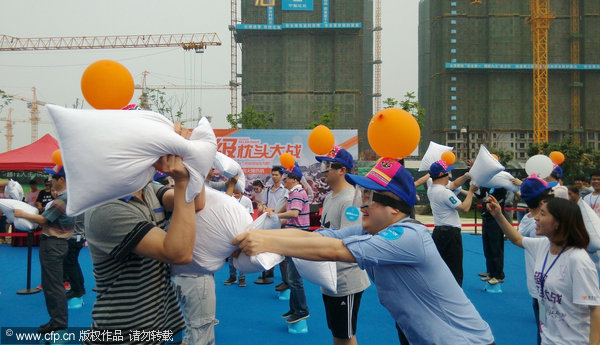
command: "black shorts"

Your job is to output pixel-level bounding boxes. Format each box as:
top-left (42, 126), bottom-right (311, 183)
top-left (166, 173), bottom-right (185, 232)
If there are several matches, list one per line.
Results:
top-left (322, 291), bottom-right (364, 339)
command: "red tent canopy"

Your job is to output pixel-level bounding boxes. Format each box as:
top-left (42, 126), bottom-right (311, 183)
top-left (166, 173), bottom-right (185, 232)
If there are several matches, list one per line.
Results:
top-left (0, 134), bottom-right (59, 171)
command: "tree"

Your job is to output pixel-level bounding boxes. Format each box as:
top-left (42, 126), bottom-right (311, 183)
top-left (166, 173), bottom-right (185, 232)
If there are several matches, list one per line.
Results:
top-left (226, 105), bottom-right (275, 129)
top-left (306, 106), bottom-right (340, 129)
top-left (0, 89), bottom-right (13, 114)
top-left (528, 136), bottom-right (600, 183)
top-left (140, 88), bottom-right (184, 123)
top-left (488, 147), bottom-right (514, 166)
top-left (383, 92), bottom-right (425, 129)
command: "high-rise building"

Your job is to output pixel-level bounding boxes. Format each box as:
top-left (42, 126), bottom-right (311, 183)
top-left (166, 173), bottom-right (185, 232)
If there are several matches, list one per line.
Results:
top-left (235, 0), bottom-right (374, 153)
top-left (419, 0), bottom-right (600, 161)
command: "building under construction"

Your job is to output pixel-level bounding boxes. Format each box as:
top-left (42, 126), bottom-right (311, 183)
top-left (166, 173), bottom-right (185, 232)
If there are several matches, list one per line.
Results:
top-left (234, 0), bottom-right (373, 152)
top-left (419, 0), bottom-right (600, 160)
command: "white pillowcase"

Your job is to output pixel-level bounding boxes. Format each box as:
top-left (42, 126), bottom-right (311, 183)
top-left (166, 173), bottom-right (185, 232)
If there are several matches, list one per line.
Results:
top-left (468, 145), bottom-right (504, 187)
top-left (482, 171), bottom-right (520, 193)
top-left (0, 199), bottom-right (39, 231)
top-left (234, 212), bottom-right (285, 273)
top-left (214, 152), bottom-right (246, 193)
top-left (45, 105), bottom-right (217, 215)
top-left (419, 141), bottom-right (453, 172)
top-left (292, 258), bottom-right (337, 294)
top-left (5, 180), bottom-right (24, 201)
top-left (578, 199), bottom-right (600, 270)
top-left (172, 187), bottom-right (284, 275)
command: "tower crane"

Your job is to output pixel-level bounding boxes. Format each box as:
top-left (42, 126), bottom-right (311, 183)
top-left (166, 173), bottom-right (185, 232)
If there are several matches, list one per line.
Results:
top-left (0, 33), bottom-right (221, 52)
top-left (0, 107), bottom-right (51, 150)
top-left (471, 0), bottom-right (554, 144)
top-left (5, 87), bottom-right (47, 144)
top-left (0, 33), bottom-right (222, 149)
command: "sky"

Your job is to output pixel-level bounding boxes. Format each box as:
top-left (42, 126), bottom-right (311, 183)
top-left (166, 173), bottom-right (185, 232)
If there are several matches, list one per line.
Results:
top-left (0, 0), bottom-right (419, 153)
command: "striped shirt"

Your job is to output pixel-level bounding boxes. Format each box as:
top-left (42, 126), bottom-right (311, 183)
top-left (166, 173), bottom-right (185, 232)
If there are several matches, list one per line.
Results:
top-left (84, 183), bottom-right (183, 344)
top-left (41, 191), bottom-right (74, 238)
top-left (285, 184), bottom-right (310, 230)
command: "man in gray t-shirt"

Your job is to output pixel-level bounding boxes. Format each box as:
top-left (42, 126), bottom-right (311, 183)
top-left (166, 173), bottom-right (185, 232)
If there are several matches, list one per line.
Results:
top-left (316, 146), bottom-right (370, 344)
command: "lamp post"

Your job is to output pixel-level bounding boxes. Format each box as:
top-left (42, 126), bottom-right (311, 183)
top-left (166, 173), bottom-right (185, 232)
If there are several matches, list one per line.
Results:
top-left (461, 126), bottom-right (470, 160)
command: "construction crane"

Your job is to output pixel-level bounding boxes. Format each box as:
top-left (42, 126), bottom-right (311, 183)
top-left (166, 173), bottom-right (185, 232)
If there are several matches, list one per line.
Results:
top-left (527, 0), bottom-right (553, 144)
top-left (0, 107), bottom-right (51, 150)
top-left (471, 1), bottom-right (553, 144)
top-left (6, 87), bottom-right (46, 143)
top-left (0, 33), bottom-right (221, 52)
top-left (1, 33), bottom-right (222, 148)
top-left (373, 0), bottom-right (382, 113)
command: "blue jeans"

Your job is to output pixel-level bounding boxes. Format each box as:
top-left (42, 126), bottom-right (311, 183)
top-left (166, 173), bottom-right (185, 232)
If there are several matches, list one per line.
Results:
top-left (286, 257), bottom-right (309, 317)
top-left (173, 274), bottom-right (218, 345)
top-left (227, 258), bottom-right (245, 280)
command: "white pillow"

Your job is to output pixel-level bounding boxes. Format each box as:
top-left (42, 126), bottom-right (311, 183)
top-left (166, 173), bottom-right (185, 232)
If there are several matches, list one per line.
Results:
top-left (578, 199), bottom-right (600, 270)
top-left (419, 141), bottom-right (453, 172)
top-left (45, 105), bottom-right (217, 215)
top-left (468, 145), bottom-right (504, 187)
top-left (174, 187), bottom-right (283, 274)
top-left (482, 171), bottom-right (520, 193)
top-left (214, 152), bottom-right (246, 193)
top-left (292, 258), bottom-right (337, 294)
top-left (234, 212), bottom-right (285, 273)
top-left (0, 199), bottom-right (39, 231)
top-left (525, 154), bottom-right (554, 179)
top-left (5, 180), bottom-right (24, 201)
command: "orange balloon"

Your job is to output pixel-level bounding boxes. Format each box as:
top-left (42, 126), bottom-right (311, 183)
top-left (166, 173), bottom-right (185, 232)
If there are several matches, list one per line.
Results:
top-left (491, 153), bottom-right (499, 161)
top-left (279, 153), bottom-right (295, 171)
top-left (441, 151), bottom-right (456, 166)
top-left (81, 60), bottom-right (134, 109)
top-left (367, 108), bottom-right (420, 159)
top-left (51, 149), bottom-right (62, 166)
top-left (549, 151), bottom-right (565, 165)
top-left (308, 125), bottom-right (335, 155)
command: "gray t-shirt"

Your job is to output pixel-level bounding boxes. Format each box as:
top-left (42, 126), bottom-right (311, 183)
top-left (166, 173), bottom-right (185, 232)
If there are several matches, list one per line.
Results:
top-left (84, 183), bottom-right (184, 342)
top-left (320, 186), bottom-right (371, 296)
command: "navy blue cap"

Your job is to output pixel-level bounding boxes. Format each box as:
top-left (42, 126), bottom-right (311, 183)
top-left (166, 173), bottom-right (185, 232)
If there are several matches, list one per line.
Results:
top-left (551, 165), bottom-right (563, 179)
top-left (521, 175), bottom-right (558, 201)
top-left (429, 160), bottom-right (454, 177)
top-left (345, 158), bottom-right (417, 207)
top-left (281, 162), bottom-right (303, 180)
top-left (315, 146), bottom-right (354, 170)
top-left (43, 165), bottom-right (65, 177)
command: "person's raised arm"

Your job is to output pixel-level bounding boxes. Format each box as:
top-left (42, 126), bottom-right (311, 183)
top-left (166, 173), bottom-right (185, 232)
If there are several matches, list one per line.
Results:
top-left (456, 183), bottom-right (477, 212)
top-left (134, 155), bottom-right (196, 264)
top-left (233, 230), bottom-right (355, 262)
top-left (414, 173), bottom-right (430, 187)
top-left (449, 172), bottom-right (470, 191)
top-left (487, 195), bottom-right (524, 248)
top-left (13, 209), bottom-right (47, 225)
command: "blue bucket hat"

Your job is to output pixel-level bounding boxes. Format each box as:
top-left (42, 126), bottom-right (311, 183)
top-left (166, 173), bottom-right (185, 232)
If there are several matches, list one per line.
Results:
top-left (345, 158), bottom-right (417, 207)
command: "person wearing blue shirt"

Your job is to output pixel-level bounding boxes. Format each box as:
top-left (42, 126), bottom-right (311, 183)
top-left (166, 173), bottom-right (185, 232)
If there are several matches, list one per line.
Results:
top-left (234, 158), bottom-right (494, 345)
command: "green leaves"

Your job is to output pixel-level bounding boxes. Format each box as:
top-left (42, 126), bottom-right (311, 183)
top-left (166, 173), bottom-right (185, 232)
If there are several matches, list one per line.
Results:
top-left (226, 105), bottom-right (275, 129)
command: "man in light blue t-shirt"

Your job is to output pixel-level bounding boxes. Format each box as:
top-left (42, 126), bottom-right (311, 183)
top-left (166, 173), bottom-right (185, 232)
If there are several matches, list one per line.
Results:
top-left (234, 158), bottom-right (494, 345)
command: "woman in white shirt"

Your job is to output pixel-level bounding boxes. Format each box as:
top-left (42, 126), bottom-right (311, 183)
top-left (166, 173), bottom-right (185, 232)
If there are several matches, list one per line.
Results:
top-left (487, 196), bottom-right (600, 345)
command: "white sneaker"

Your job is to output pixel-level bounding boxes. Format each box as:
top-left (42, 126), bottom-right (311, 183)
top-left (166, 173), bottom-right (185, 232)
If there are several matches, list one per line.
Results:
top-left (480, 276), bottom-right (491, 281)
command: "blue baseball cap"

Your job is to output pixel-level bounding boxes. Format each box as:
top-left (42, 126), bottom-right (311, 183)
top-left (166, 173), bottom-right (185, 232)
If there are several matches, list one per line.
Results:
top-left (43, 165), bottom-right (66, 177)
top-left (551, 165), bottom-right (563, 180)
top-left (429, 160), bottom-right (454, 177)
top-left (281, 162), bottom-right (303, 180)
top-left (315, 146), bottom-right (354, 170)
top-left (520, 174), bottom-right (558, 201)
top-left (345, 158), bottom-right (417, 207)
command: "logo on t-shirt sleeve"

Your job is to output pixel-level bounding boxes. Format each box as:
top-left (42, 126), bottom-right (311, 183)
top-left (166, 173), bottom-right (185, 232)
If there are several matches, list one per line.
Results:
top-left (378, 227), bottom-right (404, 240)
top-left (449, 196), bottom-right (458, 204)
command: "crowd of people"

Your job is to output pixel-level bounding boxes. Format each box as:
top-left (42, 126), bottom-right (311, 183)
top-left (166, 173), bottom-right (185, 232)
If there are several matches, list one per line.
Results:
top-left (3, 143), bottom-right (600, 344)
